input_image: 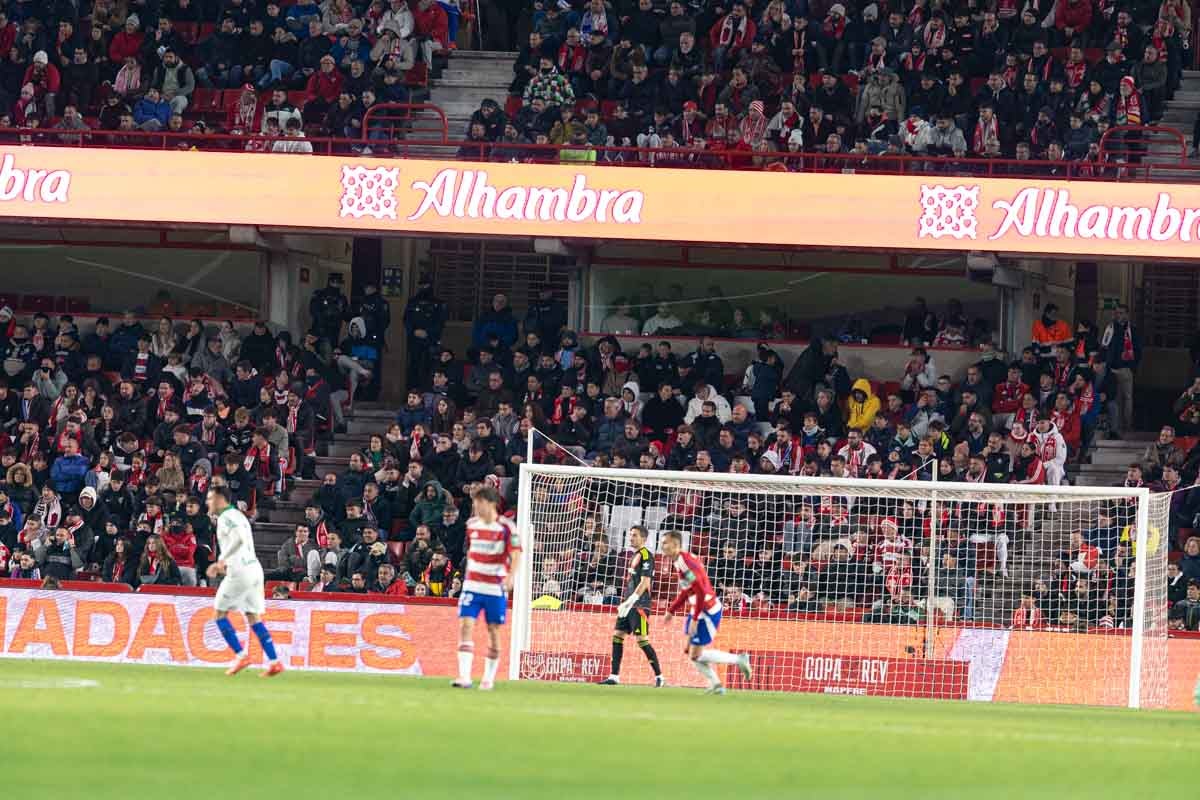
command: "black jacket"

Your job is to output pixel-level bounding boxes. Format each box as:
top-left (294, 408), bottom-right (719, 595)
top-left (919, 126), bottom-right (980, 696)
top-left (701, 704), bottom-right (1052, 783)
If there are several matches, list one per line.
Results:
top-left (642, 396), bottom-right (685, 440)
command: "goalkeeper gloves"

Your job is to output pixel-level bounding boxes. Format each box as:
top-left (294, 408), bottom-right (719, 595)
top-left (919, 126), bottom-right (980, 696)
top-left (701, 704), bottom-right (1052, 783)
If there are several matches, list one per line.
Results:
top-left (617, 592), bottom-right (640, 617)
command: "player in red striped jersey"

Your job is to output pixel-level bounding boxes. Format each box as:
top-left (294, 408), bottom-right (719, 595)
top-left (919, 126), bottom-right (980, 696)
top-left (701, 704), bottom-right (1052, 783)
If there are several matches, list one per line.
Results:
top-left (453, 486), bottom-right (521, 690)
top-left (660, 531), bottom-right (751, 694)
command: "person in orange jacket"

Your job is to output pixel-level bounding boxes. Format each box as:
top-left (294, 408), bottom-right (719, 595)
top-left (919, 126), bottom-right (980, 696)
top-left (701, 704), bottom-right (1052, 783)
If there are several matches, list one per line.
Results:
top-left (1032, 302), bottom-right (1072, 365)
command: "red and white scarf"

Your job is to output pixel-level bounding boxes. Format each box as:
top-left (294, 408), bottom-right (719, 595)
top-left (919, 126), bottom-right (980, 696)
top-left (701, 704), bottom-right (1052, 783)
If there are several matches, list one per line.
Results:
top-left (972, 115), bottom-right (999, 154)
top-left (718, 12), bottom-right (747, 46)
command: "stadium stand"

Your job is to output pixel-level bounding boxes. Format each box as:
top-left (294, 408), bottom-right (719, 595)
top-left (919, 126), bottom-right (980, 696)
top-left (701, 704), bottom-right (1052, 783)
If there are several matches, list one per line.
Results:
top-left (0, 0), bottom-right (1197, 178)
top-left (2, 273), bottom-right (1193, 635)
top-left (463, 0), bottom-right (1197, 173)
top-left (0, 0), bottom-right (1197, 640)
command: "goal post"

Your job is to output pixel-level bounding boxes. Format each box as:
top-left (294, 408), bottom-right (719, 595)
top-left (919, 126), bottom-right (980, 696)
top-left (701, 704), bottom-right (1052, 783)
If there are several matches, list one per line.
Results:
top-left (509, 462), bottom-right (1170, 709)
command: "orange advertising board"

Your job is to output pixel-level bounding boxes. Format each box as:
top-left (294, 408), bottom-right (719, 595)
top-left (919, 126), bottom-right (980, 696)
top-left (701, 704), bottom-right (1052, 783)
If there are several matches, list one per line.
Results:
top-left (0, 588), bottom-right (502, 676)
top-left (4, 588), bottom-right (1199, 710)
top-left (4, 146), bottom-right (1200, 258)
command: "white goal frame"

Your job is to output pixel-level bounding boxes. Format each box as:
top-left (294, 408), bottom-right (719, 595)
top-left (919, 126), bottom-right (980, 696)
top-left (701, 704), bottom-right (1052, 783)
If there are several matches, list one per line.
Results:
top-left (509, 463), bottom-right (1159, 708)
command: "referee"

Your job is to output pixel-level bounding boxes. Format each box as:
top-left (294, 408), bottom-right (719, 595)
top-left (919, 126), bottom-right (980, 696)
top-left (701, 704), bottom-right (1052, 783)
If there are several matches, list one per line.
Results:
top-left (600, 526), bottom-right (665, 687)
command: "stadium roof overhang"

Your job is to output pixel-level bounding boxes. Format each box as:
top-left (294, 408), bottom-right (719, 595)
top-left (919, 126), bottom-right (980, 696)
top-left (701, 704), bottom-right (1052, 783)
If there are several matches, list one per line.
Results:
top-left (1, 145), bottom-right (1198, 262)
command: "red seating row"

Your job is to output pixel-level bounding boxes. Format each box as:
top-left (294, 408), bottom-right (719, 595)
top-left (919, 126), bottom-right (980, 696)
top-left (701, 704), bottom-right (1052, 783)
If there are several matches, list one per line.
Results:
top-left (0, 293), bottom-right (90, 314)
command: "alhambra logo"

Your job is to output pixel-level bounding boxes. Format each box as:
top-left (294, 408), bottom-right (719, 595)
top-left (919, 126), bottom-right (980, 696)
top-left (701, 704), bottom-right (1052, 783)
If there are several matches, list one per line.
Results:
top-left (918, 184), bottom-right (979, 240)
top-left (0, 153), bottom-right (71, 203)
top-left (339, 165), bottom-right (400, 220)
top-left (920, 183), bottom-right (1200, 244)
top-left (337, 165), bottom-right (645, 226)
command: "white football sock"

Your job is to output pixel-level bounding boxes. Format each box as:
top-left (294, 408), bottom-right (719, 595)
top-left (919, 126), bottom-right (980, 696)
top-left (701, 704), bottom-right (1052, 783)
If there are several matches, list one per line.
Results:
top-left (483, 657), bottom-right (500, 685)
top-left (457, 648), bottom-right (473, 683)
top-left (692, 658), bottom-right (720, 688)
top-left (698, 649), bottom-right (741, 665)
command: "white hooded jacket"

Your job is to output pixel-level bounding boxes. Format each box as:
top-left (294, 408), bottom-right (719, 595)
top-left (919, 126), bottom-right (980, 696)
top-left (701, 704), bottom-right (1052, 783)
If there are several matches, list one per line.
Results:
top-left (1029, 422), bottom-right (1067, 469)
top-left (684, 384), bottom-right (731, 424)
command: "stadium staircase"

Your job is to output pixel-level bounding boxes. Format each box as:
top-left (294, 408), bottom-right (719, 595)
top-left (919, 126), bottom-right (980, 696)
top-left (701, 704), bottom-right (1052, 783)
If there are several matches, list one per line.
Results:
top-left (1146, 69), bottom-right (1200, 176)
top-left (251, 402), bottom-right (394, 565)
top-left (1068, 431), bottom-right (1155, 487)
top-left (427, 50), bottom-right (518, 141)
top-left (970, 431), bottom-right (1155, 624)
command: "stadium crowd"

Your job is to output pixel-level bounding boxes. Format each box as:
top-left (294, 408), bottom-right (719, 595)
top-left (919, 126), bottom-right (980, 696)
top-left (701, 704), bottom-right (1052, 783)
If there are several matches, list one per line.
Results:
top-left (457, 0), bottom-right (1193, 167)
top-left (376, 282), bottom-right (1199, 630)
top-left (0, 0), bottom-right (455, 151)
top-left (0, 273), bottom-right (396, 592)
top-left (0, 272), bottom-right (1196, 631)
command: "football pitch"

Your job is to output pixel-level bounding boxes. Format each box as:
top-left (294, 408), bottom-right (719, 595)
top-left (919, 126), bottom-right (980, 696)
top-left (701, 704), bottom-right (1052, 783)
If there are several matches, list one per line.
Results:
top-left (2, 659), bottom-right (1196, 799)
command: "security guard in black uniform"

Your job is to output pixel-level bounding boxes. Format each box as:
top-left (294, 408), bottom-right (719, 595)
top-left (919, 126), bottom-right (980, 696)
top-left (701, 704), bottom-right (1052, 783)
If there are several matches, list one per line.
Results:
top-left (309, 273), bottom-right (349, 347)
top-left (403, 277), bottom-right (447, 390)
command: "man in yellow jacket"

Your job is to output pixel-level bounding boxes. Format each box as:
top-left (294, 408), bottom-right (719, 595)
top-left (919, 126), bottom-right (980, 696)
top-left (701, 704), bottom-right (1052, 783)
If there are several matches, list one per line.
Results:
top-left (847, 378), bottom-right (881, 431)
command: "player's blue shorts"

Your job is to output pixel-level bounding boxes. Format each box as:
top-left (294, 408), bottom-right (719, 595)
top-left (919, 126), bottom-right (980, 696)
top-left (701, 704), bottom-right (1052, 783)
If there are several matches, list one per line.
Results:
top-left (685, 609), bottom-right (722, 646)
top-left (458, 591), bottom-right (507, 625)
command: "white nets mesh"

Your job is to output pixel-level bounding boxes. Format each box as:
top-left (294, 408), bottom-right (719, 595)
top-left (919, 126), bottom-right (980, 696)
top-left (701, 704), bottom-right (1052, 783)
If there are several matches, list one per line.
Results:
top-left (513, 461), bottom-right (1169, 708)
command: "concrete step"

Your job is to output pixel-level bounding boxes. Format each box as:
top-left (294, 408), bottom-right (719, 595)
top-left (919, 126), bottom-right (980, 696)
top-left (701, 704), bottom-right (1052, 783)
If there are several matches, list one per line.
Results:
top-left (348, 408), bottom-right (394, 422)
top-left (438, 101), bottom-right (492, 118)
top-left (1095, 431), bottom-right (1156, 442)
top-left (347, 420), bottom-right (386, 436)
top-left (328, 441), bottom-right (371, 459)
top-left (452, 50), bottom-right (519, 60)
top-left (1073, 473), bottom-right (1126, 487)
top-left (316, 456), bottom-right (349, 472)
top-left (1088, 446), bottom-right (1150, 465)
top-left (435, 73), bottom-right (512, 88)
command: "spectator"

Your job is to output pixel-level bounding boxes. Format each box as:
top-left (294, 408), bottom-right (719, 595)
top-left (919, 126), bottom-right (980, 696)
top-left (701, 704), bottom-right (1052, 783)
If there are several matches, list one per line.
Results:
top-left (471, 293), bottom-right (518, 350)
top-left (1100, 303), bottom-right (1140, 438)
top-left (371, 562), bottom-right (406, 595)
top-left (1169, 580), bottom-right (1200, 631)
top-left (150, 49), bottom-right (194, 116)
top-left (137, 534), bottom-right (182, 585)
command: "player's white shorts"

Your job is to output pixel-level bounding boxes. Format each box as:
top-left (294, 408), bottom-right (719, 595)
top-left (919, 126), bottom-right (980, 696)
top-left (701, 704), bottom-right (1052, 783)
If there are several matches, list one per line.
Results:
top-left (214, 562), bottom-right (265, 616)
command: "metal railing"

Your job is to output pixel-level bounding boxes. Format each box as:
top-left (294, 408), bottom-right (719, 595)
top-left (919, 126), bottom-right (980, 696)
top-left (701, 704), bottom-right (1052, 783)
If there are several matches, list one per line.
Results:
top-left (4, 121), bottom-right (1199, 183)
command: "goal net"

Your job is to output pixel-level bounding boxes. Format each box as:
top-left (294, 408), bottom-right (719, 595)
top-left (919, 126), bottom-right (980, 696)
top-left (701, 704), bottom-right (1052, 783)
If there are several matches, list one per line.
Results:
top-left (509, 462), bottom-right (1169, 709)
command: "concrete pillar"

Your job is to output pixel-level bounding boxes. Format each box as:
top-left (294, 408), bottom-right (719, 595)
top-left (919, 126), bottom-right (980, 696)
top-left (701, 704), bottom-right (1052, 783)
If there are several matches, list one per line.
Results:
top-left (266, 251), bottom-right (301, 334)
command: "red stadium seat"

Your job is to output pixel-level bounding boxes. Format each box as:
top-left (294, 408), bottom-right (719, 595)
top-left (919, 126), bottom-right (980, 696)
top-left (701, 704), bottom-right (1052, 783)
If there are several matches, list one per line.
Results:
top-left (403, 62), bottom-right (429, 88)
top-left (387, 540), bottom-right (408, 564)
top-left (191, 87), bottom-right (223, 114)
top-left (22, 294), bottom-right (55, 313)
top-left (174, 21), bottom-right (200, 44)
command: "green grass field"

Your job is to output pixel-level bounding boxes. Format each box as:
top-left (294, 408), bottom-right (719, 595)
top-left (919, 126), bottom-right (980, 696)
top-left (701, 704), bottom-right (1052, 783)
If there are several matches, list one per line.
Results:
top-left (2, 659), bottom-right (1196, 799)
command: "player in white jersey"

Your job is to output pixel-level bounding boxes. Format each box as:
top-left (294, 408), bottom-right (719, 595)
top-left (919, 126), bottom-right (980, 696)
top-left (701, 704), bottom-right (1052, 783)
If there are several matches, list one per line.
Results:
top-left (206, 485), bottom-right (283, 678)
top-left (453, 486), bottom-right (520, 690)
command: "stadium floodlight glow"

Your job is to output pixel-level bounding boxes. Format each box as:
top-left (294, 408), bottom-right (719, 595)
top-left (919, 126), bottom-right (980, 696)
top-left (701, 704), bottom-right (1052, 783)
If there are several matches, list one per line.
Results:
top-left (510, 462), bottom-right (1169, 709)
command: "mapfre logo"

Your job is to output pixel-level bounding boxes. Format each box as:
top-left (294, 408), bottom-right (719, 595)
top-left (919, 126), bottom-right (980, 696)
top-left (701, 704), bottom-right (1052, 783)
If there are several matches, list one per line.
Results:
top-left (339, 164), bottom-right (399, 220)
top-left (918, 183), bottom-right (979, 240)
top-left (0, 153), bottom-right (70, 203)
